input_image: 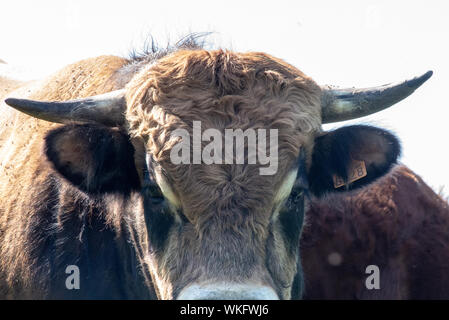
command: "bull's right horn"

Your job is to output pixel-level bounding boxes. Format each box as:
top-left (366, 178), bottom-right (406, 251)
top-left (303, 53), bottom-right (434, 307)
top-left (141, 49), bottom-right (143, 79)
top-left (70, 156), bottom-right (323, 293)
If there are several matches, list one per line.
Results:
top-left (4, 89), bottom-right (126, 127)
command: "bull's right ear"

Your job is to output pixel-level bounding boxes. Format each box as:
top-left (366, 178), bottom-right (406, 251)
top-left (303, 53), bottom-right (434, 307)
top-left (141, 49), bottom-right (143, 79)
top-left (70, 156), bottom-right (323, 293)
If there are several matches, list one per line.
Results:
top-left (44, 124), bottom-right (141, 195)
top-left (308, 125), bottom-right (401, 197)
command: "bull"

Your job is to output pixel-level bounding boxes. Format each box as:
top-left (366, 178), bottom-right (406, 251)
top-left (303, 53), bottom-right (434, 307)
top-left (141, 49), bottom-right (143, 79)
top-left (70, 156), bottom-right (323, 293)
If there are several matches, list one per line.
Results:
top-left (302, 165), bottom-right (449, 299)
top-left (0, 38), bottom-right (432, 299)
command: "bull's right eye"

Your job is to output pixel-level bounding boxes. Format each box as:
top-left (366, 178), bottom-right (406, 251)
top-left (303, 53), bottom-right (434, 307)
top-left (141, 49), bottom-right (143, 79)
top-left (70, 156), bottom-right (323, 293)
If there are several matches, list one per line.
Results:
top-left (142, 167), bottom-right (173, 251)
top-left (143, 154), bottom-right (165, 206)
top-left (145, 181), bottom-right (165, 205)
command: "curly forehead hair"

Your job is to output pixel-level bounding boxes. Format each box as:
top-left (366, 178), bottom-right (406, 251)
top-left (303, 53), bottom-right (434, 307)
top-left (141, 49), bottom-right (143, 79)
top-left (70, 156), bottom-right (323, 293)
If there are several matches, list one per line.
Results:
top-left (124, 49), bottom-right (321, 225)
top-left (125, 49), bottom-right (322, 157)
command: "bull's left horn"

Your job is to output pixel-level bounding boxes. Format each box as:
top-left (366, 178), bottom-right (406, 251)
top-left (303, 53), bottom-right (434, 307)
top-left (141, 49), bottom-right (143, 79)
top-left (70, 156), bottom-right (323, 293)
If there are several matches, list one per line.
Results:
top-left (320, 71), bottom-right (433, 123)
top-left (4, 89), bottom-right (126, 126)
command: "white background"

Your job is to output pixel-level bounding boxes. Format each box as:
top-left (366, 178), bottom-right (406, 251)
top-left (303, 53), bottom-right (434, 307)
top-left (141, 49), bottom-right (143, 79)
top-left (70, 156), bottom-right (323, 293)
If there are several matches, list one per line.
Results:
top-left (1, 0), bottom-right (447, 193)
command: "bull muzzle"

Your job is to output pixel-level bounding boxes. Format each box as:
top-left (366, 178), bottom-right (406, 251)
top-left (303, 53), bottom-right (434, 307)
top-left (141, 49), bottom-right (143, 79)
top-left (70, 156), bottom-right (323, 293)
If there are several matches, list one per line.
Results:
top-left (177, 282), bottom-right (279, 300)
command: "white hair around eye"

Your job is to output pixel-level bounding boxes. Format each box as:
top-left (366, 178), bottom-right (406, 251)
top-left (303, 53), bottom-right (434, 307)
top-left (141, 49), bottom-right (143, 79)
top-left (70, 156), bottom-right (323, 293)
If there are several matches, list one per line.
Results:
top-left (274, 168), bottom-right (299, 204)
top-left (271, 168), bottom-right (299, 221)
top-left (145, 153), bottom-right (181, 209)
top-left (154, 169), bottom-right (180, 208)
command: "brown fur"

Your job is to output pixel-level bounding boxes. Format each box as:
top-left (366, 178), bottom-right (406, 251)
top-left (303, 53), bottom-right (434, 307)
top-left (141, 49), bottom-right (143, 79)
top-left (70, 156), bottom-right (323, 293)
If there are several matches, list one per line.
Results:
top-left (302, 165), bottom-right (449, 299)
top-left (0, 77), bottom-right (25, 101)
top-left (0, 55), bottom-right (134, 298)
top-left (125, 49), bottom-right (322, 298)
top-left (0, 48), bottom-right (322, 299)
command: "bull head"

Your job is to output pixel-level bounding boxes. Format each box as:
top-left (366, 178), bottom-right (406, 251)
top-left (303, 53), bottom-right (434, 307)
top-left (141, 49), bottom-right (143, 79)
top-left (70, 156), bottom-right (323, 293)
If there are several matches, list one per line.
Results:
top-left (3, 51), bottom-right (432, 300)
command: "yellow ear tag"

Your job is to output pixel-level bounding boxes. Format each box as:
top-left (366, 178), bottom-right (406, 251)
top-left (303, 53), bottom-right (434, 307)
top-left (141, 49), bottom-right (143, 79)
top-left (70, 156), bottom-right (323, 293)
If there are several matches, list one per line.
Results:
top-left (333, 160), bottom-right (367, 189)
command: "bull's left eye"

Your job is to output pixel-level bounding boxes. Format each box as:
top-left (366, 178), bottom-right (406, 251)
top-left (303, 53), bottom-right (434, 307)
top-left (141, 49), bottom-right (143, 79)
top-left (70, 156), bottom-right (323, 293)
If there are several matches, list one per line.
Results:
top-left (290, 183), bottom-right (307, 200)
top-left (290, 150), bottom-right (309, 201)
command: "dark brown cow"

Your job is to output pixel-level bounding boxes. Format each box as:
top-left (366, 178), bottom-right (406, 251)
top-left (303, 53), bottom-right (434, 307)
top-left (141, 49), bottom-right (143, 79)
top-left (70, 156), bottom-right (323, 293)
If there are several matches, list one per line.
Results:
top-left (0, 38), bottom-right (432, 299)
top-left (301, 165), bottom-right (449, 299)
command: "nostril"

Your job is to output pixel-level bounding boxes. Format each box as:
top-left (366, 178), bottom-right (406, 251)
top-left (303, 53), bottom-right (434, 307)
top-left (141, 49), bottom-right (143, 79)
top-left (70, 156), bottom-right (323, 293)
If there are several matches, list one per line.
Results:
top-left (177, 282), bottom-right (279, 300)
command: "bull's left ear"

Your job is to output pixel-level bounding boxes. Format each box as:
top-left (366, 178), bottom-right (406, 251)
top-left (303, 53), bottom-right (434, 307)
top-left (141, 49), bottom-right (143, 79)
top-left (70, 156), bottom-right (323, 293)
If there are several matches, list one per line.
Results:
top-left (308, 125), bottom-right (400, 196)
